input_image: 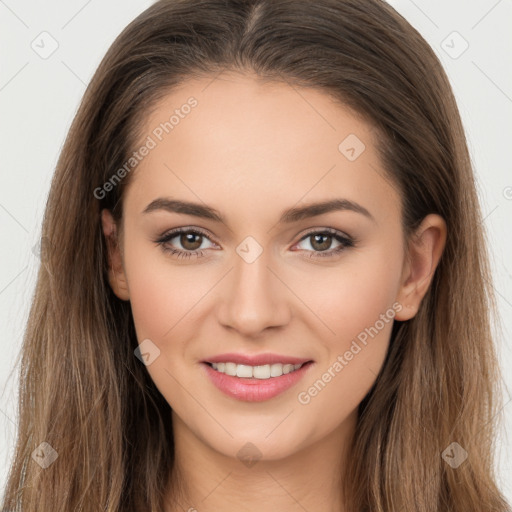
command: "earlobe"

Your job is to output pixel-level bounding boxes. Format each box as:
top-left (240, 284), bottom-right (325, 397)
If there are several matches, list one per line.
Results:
top-left (101, 209), bottom-right (130, 301)
top-left (394, 214), bottom-right (447, 321)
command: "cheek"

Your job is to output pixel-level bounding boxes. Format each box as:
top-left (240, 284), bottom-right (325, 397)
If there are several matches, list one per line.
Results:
top-left (293, 239), bottom-right (403, 346)
top-left (290, 242), bottom-right (402, 421)
top-left (122, 236), bottom-right (205, 343)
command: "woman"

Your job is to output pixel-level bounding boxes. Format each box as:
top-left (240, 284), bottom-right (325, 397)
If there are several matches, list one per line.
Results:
top-left (2, 0), bottom-right (510, 511)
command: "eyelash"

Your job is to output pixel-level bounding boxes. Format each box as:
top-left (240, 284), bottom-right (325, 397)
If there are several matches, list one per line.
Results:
top-left (154, 227), bottom-right (356, 261)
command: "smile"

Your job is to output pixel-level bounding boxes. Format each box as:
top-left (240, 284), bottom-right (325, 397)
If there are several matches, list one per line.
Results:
top-left (202, 358), bottom-right (314, 402)
top-left (208, 362), bottom-right (305, 379)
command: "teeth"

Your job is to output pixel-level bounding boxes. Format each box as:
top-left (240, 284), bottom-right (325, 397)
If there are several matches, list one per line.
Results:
top-left (236, 364), bottom-right (253, 378)
top-left (209, 362), bottom-right (304, 379)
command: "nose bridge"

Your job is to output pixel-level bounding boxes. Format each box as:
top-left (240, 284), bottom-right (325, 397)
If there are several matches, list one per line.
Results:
top-left (216, 239), bottom-right (290, 335)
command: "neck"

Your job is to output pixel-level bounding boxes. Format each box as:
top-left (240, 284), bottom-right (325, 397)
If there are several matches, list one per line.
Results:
top-left (164, 411), bottom-right (356, 512)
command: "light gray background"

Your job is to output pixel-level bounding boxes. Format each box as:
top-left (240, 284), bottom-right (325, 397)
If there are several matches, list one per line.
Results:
top-left (1, 0), bottom-right (511, 502)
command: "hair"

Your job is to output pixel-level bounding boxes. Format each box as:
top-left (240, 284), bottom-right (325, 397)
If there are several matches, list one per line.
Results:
top-left (1, 0), bottom-right (510, 511)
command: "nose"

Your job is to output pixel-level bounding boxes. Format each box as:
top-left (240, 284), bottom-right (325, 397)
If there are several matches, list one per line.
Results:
top-left (216, 247), bottom-right (291, 337)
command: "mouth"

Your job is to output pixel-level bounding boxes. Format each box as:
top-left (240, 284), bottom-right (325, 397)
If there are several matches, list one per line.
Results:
top-left (201, 354), bottom-right (314, 402)
top-left (205, 361), bottom-right (309, 379)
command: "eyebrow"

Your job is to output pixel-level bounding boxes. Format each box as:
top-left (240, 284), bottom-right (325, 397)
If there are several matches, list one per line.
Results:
top-left (142, 197), bottom-right (375, 224)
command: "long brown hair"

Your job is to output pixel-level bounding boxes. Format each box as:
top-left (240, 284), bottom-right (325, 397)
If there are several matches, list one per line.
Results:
top-left (2, 1), bottom-right (509, 510)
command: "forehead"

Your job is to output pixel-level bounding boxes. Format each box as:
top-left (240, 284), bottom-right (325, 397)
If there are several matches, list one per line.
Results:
top-left (124, 72), bottom-right (400, 225)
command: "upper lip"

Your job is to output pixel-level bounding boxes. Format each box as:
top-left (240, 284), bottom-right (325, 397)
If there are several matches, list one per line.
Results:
top-left (203, 353), bottom-right (312, 366)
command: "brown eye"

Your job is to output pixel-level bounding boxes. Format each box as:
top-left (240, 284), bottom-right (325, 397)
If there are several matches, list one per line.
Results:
top-left (180, 232), bottom-right (203, 251)
top-left (155, 227), bottom-right (217, 260)
top-left (294, 228), bottom-right (355, 259)
top-left (309, 233), bottom-right (333, 252)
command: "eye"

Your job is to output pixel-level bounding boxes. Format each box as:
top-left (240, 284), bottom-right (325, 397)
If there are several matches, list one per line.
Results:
top-left (154, 227), bottom-right (218, 259)
top-left (154, 226), bottom-right (356, 261)
top-left (293, 228), bottom-right (355, 259)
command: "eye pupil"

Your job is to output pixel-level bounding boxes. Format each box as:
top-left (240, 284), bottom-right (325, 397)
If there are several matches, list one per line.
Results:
top-left (311, 234), bottom-right (331, 251)
top-left (181, 233), bottom-right (202, 250)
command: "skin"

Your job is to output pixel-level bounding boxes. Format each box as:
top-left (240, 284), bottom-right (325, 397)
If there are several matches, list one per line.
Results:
top-left (101, 71), bottom-right (446, 512)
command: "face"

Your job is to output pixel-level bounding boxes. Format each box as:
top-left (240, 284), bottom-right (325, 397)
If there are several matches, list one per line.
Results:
top-left (102, 71), bottom-right (444, 462)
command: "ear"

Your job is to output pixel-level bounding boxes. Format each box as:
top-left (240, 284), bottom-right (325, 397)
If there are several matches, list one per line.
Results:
top-left (101, 209), bottom-right (130, 301)
top-left (394, 213), bottom-right (447, 321)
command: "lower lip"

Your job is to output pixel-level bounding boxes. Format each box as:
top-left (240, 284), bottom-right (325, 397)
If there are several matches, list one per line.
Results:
top-left (202, 362), bottom-right (314, 402)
